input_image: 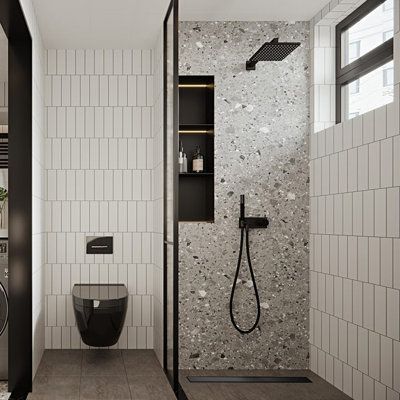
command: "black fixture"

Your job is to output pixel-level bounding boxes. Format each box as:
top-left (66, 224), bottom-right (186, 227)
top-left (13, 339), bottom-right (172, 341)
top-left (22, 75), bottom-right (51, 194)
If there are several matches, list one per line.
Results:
top-left (239, 195), bottom-right (270, 229)
top-left (229, 195), bottom-right (269, 334)
top-left (246, 38), bottom-right (300, 70)
top-left (72, 284), bottom-right (128, 347)
top-left (86, 236), bottom-right (113, 254)
top-left (187, 376), bottom-right (312, 383)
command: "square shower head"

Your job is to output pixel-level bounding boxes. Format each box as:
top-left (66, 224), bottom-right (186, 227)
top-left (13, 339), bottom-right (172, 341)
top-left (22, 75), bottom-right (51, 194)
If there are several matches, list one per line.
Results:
top-left (246, 38), bottom-right (301, 70)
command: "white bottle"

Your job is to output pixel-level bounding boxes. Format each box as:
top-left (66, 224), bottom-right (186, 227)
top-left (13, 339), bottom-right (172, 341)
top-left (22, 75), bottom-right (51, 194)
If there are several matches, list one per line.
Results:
top-left (179, 141), bottom-right (184, 173)
top-left (183, 153), bottom-right (188, 173)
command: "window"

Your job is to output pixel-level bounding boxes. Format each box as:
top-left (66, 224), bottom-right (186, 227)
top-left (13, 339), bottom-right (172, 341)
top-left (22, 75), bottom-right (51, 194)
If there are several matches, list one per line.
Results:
top-left (349, 79), bottom-right (360, 94)
top-left (336, 0), bottom-right (394, 122)
top-left (383, 30), bottom-right (393, 41)
top-left (383, 0), bottom-right (393, 11)
top-left (348, 41), bottom-right (360, 63)
top-left (383, 65), bottom-right (394, 86)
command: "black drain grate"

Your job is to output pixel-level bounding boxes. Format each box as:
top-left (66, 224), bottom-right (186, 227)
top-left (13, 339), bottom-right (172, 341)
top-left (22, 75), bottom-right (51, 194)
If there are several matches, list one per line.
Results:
top-left (187, 376), bottom-right (312, 383)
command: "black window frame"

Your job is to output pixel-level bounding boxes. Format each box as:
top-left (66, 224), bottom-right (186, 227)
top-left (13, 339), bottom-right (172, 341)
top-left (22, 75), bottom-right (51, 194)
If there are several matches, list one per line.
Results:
top-left (336, 0), bottom-right (394, 123)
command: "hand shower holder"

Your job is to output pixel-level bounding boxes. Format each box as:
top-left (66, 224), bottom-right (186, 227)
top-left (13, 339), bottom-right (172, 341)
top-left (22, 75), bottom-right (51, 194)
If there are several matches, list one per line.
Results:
top-left (239, 195), bottom-right (269, 229)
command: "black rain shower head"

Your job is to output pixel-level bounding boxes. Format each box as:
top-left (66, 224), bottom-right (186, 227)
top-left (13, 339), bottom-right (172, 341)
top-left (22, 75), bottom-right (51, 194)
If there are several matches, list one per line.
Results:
top-left (246, 38), bottom-right (300, 70)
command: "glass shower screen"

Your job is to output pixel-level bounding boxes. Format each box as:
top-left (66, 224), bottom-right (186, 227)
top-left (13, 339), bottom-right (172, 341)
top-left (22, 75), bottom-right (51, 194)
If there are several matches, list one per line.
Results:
top-left (163, 0), bottom-right (179, 393)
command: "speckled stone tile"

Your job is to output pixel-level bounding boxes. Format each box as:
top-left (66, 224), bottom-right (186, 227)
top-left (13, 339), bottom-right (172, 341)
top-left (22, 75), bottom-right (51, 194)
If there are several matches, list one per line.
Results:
top-left (179, 21), bottom-right (310, 370)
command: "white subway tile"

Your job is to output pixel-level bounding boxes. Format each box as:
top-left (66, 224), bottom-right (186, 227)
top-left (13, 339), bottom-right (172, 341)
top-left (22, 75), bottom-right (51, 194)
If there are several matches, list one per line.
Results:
top-left (381, 238), bottom-right (393, 287)
top-left (343, 278), bottom-right (353, 321)
top-left (375, 106), bottom-right (387, 141)
top-left (118, 76), bottom-right (128, 106)
top-left (381, 335), bottom-right (393, 387)
top-left (75, 50), bottom-right (85, 75)
top-left (363, 111), bottom-right (375, 144)
top-left (381, 138), bottom-right (393, 187)
top-left (387, 188), bottom-right (400, 237)
top-left (133, 50), bottom-right (142, 75)
top-left (375, 285), bottom-right (387, 335)
top-left (375, 189), bottom-right (387, 237)
top-left (109, 76), bottom-right (118, 106)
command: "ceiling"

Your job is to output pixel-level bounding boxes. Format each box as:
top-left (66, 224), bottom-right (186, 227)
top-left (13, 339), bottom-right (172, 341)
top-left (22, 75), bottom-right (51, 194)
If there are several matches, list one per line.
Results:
top-left (33, 0), bottom-right (330, 49)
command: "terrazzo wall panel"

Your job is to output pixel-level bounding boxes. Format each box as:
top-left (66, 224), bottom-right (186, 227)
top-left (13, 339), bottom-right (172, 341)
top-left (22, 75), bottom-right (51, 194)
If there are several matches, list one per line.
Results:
top-left (179, 21), bottom-right (310, 370)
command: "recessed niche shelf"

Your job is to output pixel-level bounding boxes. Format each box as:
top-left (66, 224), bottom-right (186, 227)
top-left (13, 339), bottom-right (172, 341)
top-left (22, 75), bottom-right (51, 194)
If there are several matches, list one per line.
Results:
top-left (179, 173), bottom-right (214, 177)
top-left (179, 124), bottom-right (214, 135)
top-left (179, 75), bottom-right (214, 223)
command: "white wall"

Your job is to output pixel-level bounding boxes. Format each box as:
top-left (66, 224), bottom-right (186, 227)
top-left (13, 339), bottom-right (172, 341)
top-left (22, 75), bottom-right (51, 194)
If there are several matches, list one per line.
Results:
top-left (18, 0), bottom-right (46, 378)
top-left (310, 1), bottom-right (400, 399)
top-left (44, 49), bottom-right (156, 350)
top-left (152, 30), bottom-right (164, 364)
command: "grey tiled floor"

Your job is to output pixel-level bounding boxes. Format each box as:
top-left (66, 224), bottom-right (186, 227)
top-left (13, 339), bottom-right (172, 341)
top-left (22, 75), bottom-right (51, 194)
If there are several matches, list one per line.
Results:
top-left (28, 350), bottom-right (176, 400)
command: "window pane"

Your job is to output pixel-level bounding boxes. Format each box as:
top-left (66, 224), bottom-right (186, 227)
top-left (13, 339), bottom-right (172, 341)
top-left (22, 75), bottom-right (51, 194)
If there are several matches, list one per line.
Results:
top-left (341, 0), bottom-right (393, 67)
top-left (345, 60), bottom-right (393, 119)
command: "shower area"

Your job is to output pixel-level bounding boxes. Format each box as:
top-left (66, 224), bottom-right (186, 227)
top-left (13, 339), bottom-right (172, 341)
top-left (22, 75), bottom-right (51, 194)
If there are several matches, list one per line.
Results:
top-left (163, 2), bottom-right (339, 398)
top-left (176, 19), bottom-right (310, 372)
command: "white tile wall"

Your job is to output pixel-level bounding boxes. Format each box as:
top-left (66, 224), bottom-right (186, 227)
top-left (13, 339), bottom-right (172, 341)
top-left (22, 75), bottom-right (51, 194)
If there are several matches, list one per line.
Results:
top-left (45, 49), bottom-right (156, 350)
top-left (310, 0), bottom-right (400, 398)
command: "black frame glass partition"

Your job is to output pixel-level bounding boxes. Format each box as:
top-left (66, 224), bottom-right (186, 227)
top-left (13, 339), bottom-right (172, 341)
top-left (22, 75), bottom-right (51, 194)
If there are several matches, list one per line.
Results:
top-left (0, 0), bottom-right (33, 397)
top-left (163, 0), bottom-right (179, 393)
top-left (336, 0), bottom-right (393, 123)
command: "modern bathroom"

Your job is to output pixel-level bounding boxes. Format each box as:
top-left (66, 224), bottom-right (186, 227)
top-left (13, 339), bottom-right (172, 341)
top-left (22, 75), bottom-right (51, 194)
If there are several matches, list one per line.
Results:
top-left (0, 0), bottom-right (399, 399)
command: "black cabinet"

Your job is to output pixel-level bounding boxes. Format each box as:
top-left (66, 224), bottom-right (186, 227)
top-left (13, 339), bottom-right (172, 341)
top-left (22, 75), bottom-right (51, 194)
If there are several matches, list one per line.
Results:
top-left (179, 76), bottom-right (214, 222)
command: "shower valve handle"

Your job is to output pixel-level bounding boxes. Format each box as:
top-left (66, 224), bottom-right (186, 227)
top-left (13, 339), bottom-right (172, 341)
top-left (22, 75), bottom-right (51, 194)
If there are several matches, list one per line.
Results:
top-left (239, 195), bottom-right (269, 229)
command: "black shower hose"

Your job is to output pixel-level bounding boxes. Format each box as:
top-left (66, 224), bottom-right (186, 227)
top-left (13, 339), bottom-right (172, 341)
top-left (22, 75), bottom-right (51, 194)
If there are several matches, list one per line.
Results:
top-left (229, 225), bottom-right (261, 334)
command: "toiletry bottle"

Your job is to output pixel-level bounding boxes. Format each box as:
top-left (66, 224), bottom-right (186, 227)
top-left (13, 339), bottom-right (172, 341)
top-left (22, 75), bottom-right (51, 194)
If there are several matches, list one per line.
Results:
top-left (192, 146), bottom-right (204, 173)
top-left (183, 153), bottom-right (188, 173)
top-left (179, 141), bottom-right (184, 173)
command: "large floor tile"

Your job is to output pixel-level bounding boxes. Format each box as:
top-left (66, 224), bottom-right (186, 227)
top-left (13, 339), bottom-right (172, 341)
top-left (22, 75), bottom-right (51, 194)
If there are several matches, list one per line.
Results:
top-left (80, 375), bottom-right (131, 400)
top-left (82, 350), bottom-right (125, 376)
top-left (28, 375), bottom-right (80, 400)
top-left (128, 375), bottom-right (176, 400)
top-left (36, 350), bottom-right (82, 376)
top-left (122, 350), bottom-right (163, 377)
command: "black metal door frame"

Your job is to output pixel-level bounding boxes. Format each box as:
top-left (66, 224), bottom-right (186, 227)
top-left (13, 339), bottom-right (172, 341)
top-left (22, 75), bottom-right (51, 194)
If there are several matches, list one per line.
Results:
top-left (0, 0), bottom-right (33, 397)
top-left (163, 0), bottom-right (179, 394)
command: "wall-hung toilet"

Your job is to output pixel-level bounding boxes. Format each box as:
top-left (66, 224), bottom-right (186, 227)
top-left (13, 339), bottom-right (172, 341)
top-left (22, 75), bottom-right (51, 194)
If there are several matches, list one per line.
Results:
top-left (72, 284), bottom-right (128, 347)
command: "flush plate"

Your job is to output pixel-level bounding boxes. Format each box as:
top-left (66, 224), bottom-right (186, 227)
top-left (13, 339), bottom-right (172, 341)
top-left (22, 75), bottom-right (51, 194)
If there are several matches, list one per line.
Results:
top-left (86, 236), bottom-right (113, 254)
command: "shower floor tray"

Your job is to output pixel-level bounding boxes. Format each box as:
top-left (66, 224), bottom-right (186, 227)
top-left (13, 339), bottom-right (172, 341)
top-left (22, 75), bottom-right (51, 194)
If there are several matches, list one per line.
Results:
top-left (187, 376), bottom-right (311, 383)
top-left (179, 370), bottom-right (352, 400)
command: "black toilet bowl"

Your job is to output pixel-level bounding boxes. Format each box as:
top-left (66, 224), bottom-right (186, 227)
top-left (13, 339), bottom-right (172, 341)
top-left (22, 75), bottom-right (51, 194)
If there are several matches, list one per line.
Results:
top-left (72, 284), bottom-right (128, 347)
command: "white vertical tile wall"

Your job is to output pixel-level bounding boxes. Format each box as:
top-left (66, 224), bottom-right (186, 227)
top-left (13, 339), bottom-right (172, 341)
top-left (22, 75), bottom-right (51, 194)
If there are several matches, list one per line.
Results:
top-left (310, 0), bottom-right (400, 399)
top-left (45, 49), bottom-right (156, 350)
top-left (18, 0), bottom-right (47, 378)
top-left (152, 30), bottom-right (164, 364)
